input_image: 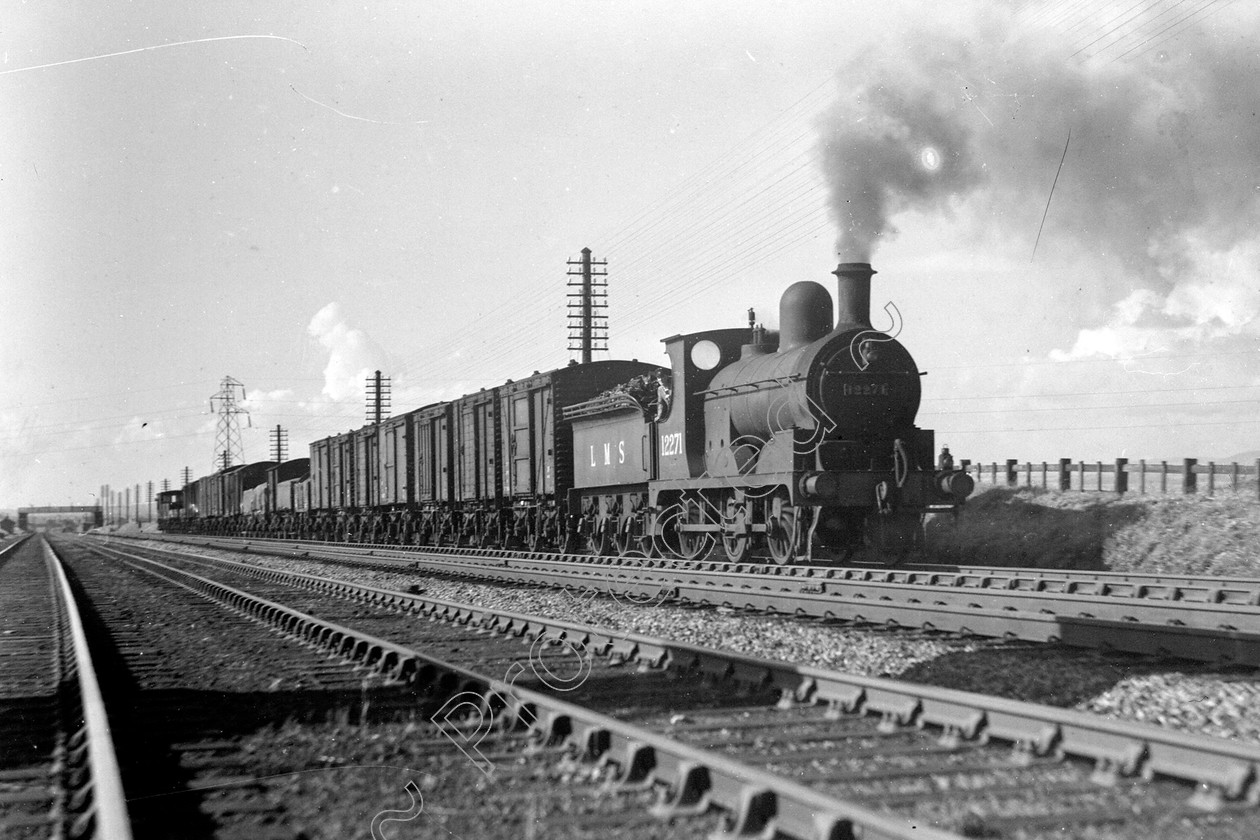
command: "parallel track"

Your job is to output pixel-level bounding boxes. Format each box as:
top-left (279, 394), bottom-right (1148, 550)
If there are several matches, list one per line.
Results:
top-left (147, 534), bottom-right (1260, 666)
top-left (84, 535), bottom-right (1260, 838)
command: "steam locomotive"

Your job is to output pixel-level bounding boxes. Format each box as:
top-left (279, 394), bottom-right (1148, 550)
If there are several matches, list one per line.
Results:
top-left (158, 262), bottom-right (972, 564)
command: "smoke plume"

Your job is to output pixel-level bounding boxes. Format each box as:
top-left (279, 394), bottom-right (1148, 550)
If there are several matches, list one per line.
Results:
top-left (817, 5), bottom-right (1260, 297)
top-left (819, 58), bottom-right (986, 262)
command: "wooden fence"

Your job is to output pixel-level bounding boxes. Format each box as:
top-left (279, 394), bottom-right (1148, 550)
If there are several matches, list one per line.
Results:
top-left (960, 458), bottom-right (1260, 499)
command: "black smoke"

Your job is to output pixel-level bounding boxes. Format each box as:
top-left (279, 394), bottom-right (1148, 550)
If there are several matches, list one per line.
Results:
top-left (817, 5), bottom-right (1260, 293)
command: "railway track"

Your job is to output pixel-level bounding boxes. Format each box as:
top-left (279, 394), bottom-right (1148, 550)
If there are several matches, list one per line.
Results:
top-left (147, 534), bottom-right (1260, 666)
top-left (80, 534), bottom-right (1260, 838)
top-left (34, 533), bottom-right (448, 839)
top-left (0, 535), bottom-right (132, 840)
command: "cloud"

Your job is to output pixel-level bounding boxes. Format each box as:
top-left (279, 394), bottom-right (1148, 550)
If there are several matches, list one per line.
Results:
top-left (307, 303), bottom-right (386, 402)
top-left (1053, 237), bottom-right (1260, 360)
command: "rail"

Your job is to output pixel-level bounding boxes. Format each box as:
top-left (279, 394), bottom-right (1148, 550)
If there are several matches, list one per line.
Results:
top-left (90, 543), bottom-right (958, 840)
top-left (41, 536), bottom-right (134, 840)
top-left (91, 540), bottom-right (1260, 820)
top-left (111, 533), bottom-right (1260, 666)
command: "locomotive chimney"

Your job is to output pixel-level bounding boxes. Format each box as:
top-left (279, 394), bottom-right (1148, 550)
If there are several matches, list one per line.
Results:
top-left (832, 262), bottom-right (876, 328)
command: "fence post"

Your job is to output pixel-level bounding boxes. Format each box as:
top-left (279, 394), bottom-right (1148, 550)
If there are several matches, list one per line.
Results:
top-left (1161, 461), bottom-right (1168, 494)
top-left (1207, 462), bottom-right (1216, 496)
top-left (1183, 458), bottom-right (1197, 495)
top-left (1058, 458), bottom-right (1072, 491)
top-left (992, 462), bottom-right (998, 485)
top-left (1232, 462), bottom-right (1239, 493)
top-left (1006, 459), bottom-right (1018, 486)
top-left (1115, 458), bottom-right (1128, 494)
top-left (1078, 460), bottom-right (1086, 491)
top-left (1041, 462), bottom-right (1048, 488)
top-left (1025, 461), bottom-right (1032, 487)
top-left (1138, 459), bottom-right (1145, 494)
top-left (1096, 461), bottom-right (1103, 492)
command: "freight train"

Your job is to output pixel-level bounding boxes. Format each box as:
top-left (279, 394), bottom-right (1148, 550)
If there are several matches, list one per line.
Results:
top-left (158, 262), bottom-right (973, 563)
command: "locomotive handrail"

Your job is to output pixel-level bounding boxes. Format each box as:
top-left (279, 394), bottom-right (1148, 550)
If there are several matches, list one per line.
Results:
top-left (697, 373), bottom-right (801, 397)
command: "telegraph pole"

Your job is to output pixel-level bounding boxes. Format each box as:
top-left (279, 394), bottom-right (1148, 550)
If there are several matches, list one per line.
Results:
top-left (365, 371), bottom-right (391, 425)
top-left (270, 425), bottom-right (289, 463)
top-left (566, 248), bottom-right (608, 364)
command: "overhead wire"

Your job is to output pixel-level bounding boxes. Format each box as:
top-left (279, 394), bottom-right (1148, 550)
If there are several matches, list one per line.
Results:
top-left (381, 78), bottom-right (838, 383)
top-left (1106, 0), bottom-right (1236, 63)
top-left (1074, 0), bottom-right (1198, 59)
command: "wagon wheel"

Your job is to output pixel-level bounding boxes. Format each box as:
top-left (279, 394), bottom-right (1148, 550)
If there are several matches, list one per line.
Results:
top-left (459, 516), bottom-right (479, 547)
top-left (492, 517), bottom-right (511, 549)
top-left (525, 518), bottom-right (546, 552)
top-left (766, 505), bottom-right (798, 565)
top-left (479, 519), bottom-right (499, 549)
top-left (423, 514), bottom-right (441, 545)
top-left (424, 518), bottom-right (440, 546)
top-left (435, 517), bottom-right (454, 546)
top-left (721, 498), bottom-right (752, 564)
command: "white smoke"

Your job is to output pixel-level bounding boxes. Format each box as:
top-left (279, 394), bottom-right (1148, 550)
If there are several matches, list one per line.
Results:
top-left (307, 302), bottom-right (386, 401)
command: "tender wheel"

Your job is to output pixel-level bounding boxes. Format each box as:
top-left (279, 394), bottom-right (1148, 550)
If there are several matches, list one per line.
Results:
top-left (610, 516), bottom-right (632, 557)
top-left (586, 519), bottom-right (612, 556)
top-left (766, 506), bottom-right (798, 565)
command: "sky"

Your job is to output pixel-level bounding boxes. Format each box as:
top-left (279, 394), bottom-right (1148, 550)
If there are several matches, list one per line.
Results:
top-left (2, 1), bottom-right (1258, 510)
